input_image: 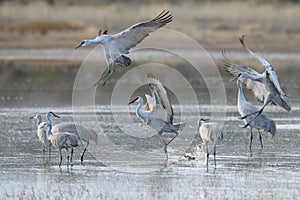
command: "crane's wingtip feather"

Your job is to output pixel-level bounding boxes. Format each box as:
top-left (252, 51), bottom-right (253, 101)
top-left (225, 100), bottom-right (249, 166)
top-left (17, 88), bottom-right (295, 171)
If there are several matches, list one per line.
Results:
top-left (239, 34), bottom-right (247, 49)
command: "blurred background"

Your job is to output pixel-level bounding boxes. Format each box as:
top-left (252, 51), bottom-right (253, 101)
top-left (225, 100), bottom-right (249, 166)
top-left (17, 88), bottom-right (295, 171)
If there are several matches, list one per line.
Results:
top-left (0, 0), bottom-right (300, 107)
top-left (1, 0), bottom-right (300, 50)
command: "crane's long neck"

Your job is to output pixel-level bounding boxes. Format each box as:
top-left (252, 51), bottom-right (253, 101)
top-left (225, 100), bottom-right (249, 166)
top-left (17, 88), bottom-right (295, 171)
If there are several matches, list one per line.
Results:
top-left (87, 36), bottom-right (106, 45)
top-left (237, 81), bottom-right (247, 106)
top-left (47, 123), bottom-right (52, 138)
top-left (136, 98), bottom-right (148, 123)
top-left (36, 114), bottom-right (42, 126)
top-left (47, 113), bottom-right (53, 126)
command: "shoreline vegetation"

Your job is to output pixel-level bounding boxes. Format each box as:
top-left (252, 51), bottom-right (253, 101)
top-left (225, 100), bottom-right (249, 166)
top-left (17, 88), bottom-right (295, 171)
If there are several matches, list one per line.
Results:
top-left (1, 1), bottom-right (300, 52)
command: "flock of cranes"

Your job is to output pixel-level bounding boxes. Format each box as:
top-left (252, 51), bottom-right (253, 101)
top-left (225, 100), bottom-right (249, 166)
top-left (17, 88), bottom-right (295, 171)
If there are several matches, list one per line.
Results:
top-left (31, 111), bottom-right (97, 167)
top-left (30, 10), bottom-right (290, 170)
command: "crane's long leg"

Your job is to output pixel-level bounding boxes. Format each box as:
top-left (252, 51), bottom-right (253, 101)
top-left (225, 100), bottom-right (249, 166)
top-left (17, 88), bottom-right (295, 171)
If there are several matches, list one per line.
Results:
top-left (81, 141), bottom-right (89, 164)
top-left (67, 155), bottom-right (70, 167)
top-left (158, 131), bottom-right (169, 160)
top-left (93, 63), bottom-right (111, 87)
top-left (213, 145), bottom-right (217, 168)
top-left (258, 130), bottom-right (263, 149)
top-left (240, 96), bottom-right (272, 128)
top-left (48, 143), bottom-right (52, 161)
top-left (102, 63), bottom-right (116, 86)
top-left (166, 132), bottom-right (179, 146)
top-left (205, 141), bottom-right (209, 172)
top-left (70, 148), bottom-right (74, 166)
top-left (240, 109), bottom-right (264, 128)
top-left (158, 131), bottom-right (179, 160)
top-left (249, 128), bottom-right (253, 153)
top-left (42, 144), bottom-right (45, 156)
top-left (59, 149), bottom-right (63, 167)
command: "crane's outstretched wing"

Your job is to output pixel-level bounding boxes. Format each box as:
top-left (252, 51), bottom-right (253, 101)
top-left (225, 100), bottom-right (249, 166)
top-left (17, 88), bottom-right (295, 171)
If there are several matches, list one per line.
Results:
top-left (222, 49), bottom-right (261, 76)
top-left (222, 50), bottom-right (267, 103)
top-left (239, 35), bottom-right (287, 97)
top-left (147, 71), bottom-right (174, 124)
top-left (239, 35), bottom-right (272, 67)
top-left (111, 10), bottom-right (172, 54)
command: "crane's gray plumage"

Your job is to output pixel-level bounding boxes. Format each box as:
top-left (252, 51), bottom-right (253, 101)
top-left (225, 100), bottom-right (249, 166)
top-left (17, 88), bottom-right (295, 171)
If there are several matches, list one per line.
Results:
top-left (222, 36), bottom-right (290, 127)
top-left (239, 35), bottom-right (287, 97)
top-left (47, 122), bottom-right (79, 167)
top-left (237, 79), bottom-right (276, 152)
top-left (128, 71), bottom-right (184, 160)
top-left (198, 119), bottom-right (223, 171)
top-left (148, 71), bottom-right (174, 125)
top-left (222, 49), bottom-right (267, 103)
top-left (51, 123), bottom-right (97, 163)
top-left (30, 114), bottom-right (51, 154)
top-left (46, 112), bottom-right (97, 164)
top-left (75, 10), bottom-right (172, 86)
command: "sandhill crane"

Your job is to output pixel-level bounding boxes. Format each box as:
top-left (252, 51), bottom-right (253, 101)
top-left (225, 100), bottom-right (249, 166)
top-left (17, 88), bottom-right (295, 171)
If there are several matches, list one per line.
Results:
top-left (30, 114), bottom-right (51, 155)
top-left (46, 122), bottom-right (79, 167)
top-left (51, 123), bottom-right (97, 163)
top-left (75, 10), bottom-right (172, 86)
top-left (198, 118), bottom-right (223, 171)
top-left (128, 71), bottom-right (184, 160)
top-left (46, 112), bottom-right (97, 164)
top-left (236, 79), bottom-right (276, 152)
top-left (222, 36), bottom-right (290, 127)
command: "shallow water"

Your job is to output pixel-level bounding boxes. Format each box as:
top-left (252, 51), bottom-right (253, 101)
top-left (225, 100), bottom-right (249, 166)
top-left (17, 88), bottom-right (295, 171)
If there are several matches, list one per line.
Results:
top-left (0, 56), bottom-right (300, 199)
top-left (0, 105), bottom-right (299, 199)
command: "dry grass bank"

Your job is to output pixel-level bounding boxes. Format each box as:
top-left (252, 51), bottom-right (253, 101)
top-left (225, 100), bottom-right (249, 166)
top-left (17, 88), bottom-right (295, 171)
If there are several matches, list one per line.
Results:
top-left (1, 1), bottom-right (300, 51)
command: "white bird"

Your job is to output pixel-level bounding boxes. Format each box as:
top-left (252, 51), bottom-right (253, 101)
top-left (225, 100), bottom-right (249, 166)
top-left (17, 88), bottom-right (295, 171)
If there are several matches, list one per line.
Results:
top-left (128, 71), bottom-right (184, 160)
top-left (75, 10), bottom-right (172, 86)
top-left (236, 79), bottom-right (276, 152)
top-left (46, 112), bottom-right (98, 164)
top-left (198, 118), bottom-right (223, 171)
top-left (46, 121), bottom-right (79, 167)
top-left (222, 36), bottom-right (290, 127)
top-left (30, 114), bottom-right (51, 155)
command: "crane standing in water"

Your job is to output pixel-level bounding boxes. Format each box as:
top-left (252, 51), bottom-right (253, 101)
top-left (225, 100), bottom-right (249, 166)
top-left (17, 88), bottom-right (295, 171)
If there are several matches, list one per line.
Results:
top-left (51, 123), bottom-right (97, 164)
top-left (46, 118), bottom-right (79, 167)
top-left (30, 114), bottom-right (51, 156)
top-left (46, 112), bottom-right (97, 164)
top-left (128, 71), bottom-right (184, 160)
top-left (236, 79), bottom-right (276, 152)
top-left (198, 118), bottom-right (223, 171)
top-left (75, 10), bottom-right (173, 86)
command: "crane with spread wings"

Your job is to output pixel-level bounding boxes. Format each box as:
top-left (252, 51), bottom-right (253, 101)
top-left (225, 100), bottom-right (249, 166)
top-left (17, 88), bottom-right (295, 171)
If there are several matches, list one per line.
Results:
top-left (75, 10), bottom-right (172, 86)
top-left (222, 35), bottom-right (290, 128)
top-left (128, 71), bottom-right (184, 160)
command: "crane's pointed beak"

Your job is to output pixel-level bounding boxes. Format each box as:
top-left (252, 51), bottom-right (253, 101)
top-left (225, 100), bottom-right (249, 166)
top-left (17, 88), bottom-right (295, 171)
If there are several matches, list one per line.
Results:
top-left (128, 99), bottom-right (137, 105)
top-left (50, 112), bottom-right (60, 118)
top-left (204, 118), bottom-right (210, 122)
top-left (230, 76), bottom-right (239, 82)
top-left (75, 43), bottom-right (83, 49)
top-left (29, 115), bottom-right (35, 119)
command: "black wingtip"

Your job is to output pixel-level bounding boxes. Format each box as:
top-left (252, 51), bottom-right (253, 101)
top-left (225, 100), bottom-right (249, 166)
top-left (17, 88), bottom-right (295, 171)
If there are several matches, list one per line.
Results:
top-left (239, 34), bottom-right (247, 49)
top-left (154, 10), bottom-right (173, 24)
